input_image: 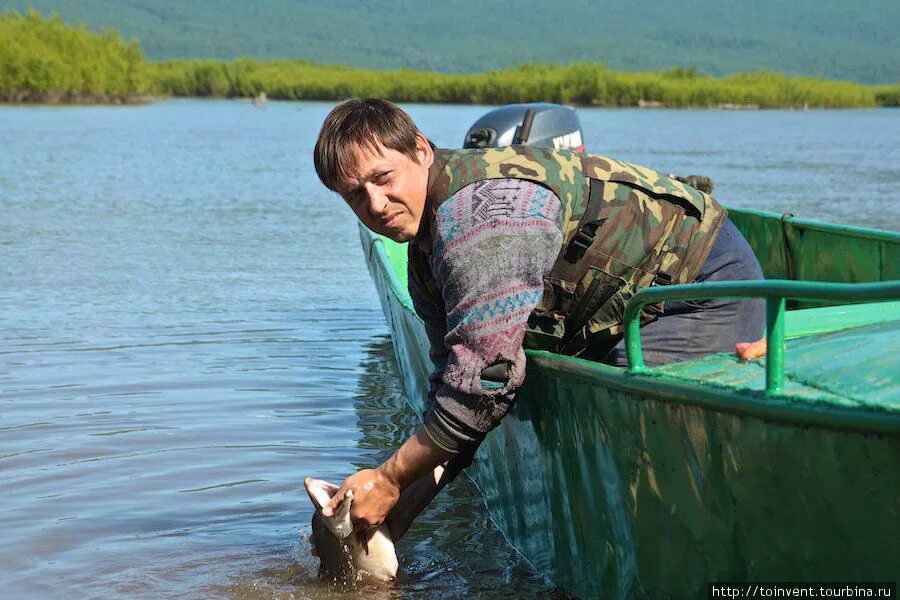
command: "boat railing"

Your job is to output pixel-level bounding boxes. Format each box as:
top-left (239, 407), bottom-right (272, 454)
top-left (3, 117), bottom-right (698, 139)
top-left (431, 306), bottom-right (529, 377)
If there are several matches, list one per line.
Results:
top-left (624, 280), bottom-right (900, 395)
top-left (727, 208), bottom-right (899, 292)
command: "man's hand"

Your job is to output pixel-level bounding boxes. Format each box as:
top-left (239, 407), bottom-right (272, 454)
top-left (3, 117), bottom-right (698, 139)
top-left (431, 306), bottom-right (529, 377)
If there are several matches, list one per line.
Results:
top-left (322, 426), bottom-right (452, 545)
top-left (736, 337), bottom-right (767, 360)
top-left (322, 467), bottom-right (401, 541)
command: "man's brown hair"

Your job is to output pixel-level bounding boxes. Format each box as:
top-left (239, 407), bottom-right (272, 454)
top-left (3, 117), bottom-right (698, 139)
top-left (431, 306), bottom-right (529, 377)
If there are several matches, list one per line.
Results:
top-left (314, 98), bottom-right (422, 193)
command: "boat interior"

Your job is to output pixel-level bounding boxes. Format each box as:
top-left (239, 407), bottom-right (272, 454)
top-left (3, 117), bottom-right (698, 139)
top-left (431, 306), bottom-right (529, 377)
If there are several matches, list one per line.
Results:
top-left (364, 206), bottom-right (900, 413)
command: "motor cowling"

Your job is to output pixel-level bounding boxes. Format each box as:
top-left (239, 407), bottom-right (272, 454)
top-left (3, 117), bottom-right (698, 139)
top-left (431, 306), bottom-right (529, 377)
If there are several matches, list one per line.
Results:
top-left (463, 103), bottom-right (584, 151)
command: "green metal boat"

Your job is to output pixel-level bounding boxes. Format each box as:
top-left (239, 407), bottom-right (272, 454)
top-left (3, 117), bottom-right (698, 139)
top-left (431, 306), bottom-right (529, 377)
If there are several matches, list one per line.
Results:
top-left (360, 205), bottom-right (899, 598)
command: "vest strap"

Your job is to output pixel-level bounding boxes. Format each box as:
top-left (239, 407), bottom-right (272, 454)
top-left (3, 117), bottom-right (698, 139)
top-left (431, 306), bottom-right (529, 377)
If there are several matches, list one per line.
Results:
top-left (534, 179), bottom-right (608, 317)
top-left (558, 269), bottom-right (624, 354)
top-left (564, 179), bottom-right (607, 264)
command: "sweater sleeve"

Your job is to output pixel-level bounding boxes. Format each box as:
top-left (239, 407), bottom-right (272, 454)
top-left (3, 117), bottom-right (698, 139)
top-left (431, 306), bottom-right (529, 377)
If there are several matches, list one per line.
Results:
top-left (418, 179), bottom-right (562, 453)
top-left (407, 251), bottom-right (451, 406)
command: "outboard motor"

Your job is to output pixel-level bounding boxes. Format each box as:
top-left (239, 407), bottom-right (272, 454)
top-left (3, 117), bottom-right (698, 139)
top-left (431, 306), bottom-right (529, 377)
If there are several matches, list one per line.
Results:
top-left (463, 103), bottom-right (715, 193)
top-left (463, 103), bottom-right (584, 151)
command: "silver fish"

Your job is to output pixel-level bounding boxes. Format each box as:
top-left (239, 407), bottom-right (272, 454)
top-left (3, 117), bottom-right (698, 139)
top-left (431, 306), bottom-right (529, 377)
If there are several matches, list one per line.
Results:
top-left (304, 477), bottom-right (399, 582)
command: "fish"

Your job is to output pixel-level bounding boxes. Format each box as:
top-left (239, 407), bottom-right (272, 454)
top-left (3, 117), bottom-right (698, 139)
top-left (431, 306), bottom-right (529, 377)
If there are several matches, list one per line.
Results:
top-left (304, 477), bottom-right (399, 582)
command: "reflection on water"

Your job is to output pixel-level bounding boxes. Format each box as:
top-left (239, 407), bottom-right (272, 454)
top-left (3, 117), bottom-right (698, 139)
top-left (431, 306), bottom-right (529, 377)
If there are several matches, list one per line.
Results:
top-left (1, 100), bottom-right (896, 598)
top-left (0, 100), bottom-right (565, 598)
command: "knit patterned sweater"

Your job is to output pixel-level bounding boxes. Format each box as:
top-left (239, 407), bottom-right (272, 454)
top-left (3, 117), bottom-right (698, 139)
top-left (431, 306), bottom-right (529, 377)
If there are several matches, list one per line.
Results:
top-left (408, 179), bottom-right (563, 453)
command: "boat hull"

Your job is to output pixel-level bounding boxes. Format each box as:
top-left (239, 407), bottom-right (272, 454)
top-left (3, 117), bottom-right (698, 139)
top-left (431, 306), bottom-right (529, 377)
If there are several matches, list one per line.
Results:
top-left (360, 229), bottom-right (900, 599)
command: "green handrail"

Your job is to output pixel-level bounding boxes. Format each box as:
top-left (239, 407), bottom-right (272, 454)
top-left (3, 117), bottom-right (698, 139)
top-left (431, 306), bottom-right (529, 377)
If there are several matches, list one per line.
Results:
top-left (624, 280), bottom-right (900, 395)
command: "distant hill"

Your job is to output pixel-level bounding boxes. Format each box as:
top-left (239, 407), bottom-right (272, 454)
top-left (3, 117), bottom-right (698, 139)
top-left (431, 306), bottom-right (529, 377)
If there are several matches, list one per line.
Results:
top-left (2, 0), bottom-right (898, 83)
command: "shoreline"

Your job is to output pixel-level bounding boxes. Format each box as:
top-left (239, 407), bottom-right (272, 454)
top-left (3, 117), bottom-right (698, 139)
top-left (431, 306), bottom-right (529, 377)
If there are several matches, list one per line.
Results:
top-left (0, 95), bottom-right (159, 106)
top-left (2, 96), bottom-right (895, 109)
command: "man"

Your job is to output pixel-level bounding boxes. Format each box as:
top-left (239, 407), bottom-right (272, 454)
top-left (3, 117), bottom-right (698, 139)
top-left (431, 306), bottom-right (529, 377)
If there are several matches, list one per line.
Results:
top-left (312, 98), bottom-right (767, 545)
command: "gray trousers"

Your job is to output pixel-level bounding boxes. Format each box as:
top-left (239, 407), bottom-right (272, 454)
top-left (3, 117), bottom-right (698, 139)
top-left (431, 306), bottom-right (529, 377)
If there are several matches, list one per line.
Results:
top-left (603, 218), bottom-right (766, 367)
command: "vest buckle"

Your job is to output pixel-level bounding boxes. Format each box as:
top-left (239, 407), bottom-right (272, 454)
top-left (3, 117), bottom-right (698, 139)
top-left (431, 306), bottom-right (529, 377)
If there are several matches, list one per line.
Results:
top-left (565, 221), bottom-right (601, 263)
top-left (651, 271), bottom-right (673, 286)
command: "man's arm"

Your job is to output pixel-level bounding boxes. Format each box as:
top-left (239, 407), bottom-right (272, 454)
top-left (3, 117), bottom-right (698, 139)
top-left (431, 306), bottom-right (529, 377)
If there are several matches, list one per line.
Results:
top-left (381, 426), bottom-right (452, 490)
top-left (328, 179), bottom-right (562, 533)
top-left (320, 231), bottom-right (455, 535)
top-left (419, 179), bottom-right (562, 452)
top-left (321, 426), bottom-right (451, 530)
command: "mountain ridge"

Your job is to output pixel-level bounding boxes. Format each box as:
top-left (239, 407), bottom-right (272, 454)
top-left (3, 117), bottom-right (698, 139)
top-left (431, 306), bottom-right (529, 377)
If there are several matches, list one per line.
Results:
top-left (2, 0), bottom-right (898, 84)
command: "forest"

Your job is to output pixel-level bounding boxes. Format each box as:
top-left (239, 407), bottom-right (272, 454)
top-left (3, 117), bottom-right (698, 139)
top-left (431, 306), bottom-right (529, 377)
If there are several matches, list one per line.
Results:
top-left (2, 10), bottom-right (898, 108)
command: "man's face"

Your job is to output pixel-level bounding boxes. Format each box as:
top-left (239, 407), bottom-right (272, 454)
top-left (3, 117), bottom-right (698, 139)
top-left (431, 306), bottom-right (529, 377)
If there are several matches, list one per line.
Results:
top-left (338, 135), bottom-right (433, 243)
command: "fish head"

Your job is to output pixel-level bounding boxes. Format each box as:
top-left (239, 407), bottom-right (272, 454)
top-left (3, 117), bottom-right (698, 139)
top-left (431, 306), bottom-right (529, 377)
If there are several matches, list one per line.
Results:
top-left (304, 477), bottom-right (354, 540)
top-left (304, 477), bottom-right (338, 510)
top-left (303, 476), bottom-right (399, 582)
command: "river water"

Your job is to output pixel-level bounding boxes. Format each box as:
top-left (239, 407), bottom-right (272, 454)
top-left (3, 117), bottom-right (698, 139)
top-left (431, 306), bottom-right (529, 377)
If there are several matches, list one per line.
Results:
top-left (1, 100), bottom-right (897, 599)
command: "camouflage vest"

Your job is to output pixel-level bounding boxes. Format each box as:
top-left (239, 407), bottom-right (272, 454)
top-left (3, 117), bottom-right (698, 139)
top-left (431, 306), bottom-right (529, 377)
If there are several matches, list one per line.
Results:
top-left (410, 146), bottom-right (727, 355)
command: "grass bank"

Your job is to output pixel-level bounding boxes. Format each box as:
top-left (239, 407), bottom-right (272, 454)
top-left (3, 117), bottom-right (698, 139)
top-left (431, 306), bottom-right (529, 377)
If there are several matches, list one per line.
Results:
top-left (0, 9), bottom-right (146, 103)
top-left (873, 84), bottom-right (900, 107)
top-left (1, 9), bottom-right (896, 108)
top-left (148, 60), bottom-right (885, 109)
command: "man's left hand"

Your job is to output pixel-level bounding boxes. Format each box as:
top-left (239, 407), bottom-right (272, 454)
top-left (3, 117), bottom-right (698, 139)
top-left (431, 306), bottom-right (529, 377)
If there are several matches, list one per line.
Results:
top-left (736, 337), bottom-right (768, 360)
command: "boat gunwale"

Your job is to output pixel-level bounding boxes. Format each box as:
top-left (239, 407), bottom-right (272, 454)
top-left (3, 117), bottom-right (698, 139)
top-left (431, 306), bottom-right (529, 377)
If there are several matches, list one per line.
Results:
top-left (528, 351), bottom-right (900, 436)
top-left (727, 206), bottom-right (900, 243)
